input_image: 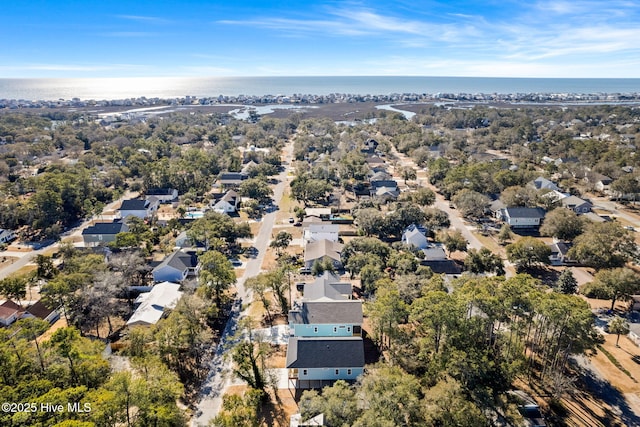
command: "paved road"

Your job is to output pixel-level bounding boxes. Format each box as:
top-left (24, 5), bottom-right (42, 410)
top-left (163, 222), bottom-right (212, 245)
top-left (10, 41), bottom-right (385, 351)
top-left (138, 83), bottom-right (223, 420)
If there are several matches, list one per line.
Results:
top-left (191, 141), bottom-right (294, 426)
top-left (389, 145), bottom-right (484, 252)
top-left (0, 192), bottom-right (136, 280)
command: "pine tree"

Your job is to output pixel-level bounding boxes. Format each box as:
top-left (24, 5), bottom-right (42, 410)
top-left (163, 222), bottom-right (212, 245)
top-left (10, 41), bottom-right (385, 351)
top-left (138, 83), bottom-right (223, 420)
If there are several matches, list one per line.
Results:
top-left (556, 268), bottom-right (578, 294)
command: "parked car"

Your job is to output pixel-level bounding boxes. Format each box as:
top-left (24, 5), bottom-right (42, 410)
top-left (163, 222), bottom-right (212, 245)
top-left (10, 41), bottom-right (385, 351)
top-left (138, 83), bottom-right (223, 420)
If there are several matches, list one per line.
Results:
top-left (288, 217), bottom-right (295, 223)
top-left (230, 259), bottom-right (243, 267)
top-left (298, 267), bottom-right (312, 274)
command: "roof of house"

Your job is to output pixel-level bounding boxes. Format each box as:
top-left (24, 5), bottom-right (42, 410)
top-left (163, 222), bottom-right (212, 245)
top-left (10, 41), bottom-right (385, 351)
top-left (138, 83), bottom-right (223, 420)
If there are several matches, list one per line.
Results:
top-left (533, 177), bottom-right (560, 191)
top-left (369, 171), bottom-right (392, 182)
top-left (219, 172), bottom-right (248, 183)
top-left (221, 189), bottom-right (239, 203)
top-left (374, 187), bottom-right (400, 198)
top-left (119, 199), bottom-right (149, 211)
top-left (304, 271), bottom-right (353, 301)
top-left (422, 245), bottom-right (447, 260)
top-left (560, 195), bottom-right (592, 208)
top-left (286, 337), bottom-right (365, 369)
top-left (153, 250), bottom-right (198, 272)
top-left (549, 241), bottom-right (572, 256)
top-left (421, 259), bottom-right (462, 275)
top-left (370, 180), bottom-right (398, 189)
top-left (403, 224), bottom-right (427, 238)
top-left (127, 281), bottom-right (183, 326)
top-left (304, 239), bottom-right (344, 262)
top-left (289, 300), bottom-right (363, 325)
top-left (0, 300), bottom-right (22, 319)
top-left (505, 207), bottom-right (546, 219)
top-left (146, 188), bottom-right (176, 196)
top-left (82, 220), bottom-right (128, 236)
top-left (303, 281), bottom-right (352, 301)
top-left (26, 300), bottom-right (56, 320)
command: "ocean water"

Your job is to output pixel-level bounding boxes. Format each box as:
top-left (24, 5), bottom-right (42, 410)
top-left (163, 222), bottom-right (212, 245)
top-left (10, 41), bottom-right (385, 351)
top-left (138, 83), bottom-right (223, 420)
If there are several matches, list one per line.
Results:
top-left (1, 76), bottom-right (640, 101)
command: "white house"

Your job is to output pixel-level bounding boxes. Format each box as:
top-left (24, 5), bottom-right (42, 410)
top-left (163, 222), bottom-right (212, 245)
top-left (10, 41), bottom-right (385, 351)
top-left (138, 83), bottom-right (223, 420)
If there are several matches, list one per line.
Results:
top-left (211, 190), bottom-right (240, 214)
top-left (118, 198), bottom-right (159, 219)
top-left (145, 188), bottom-right (178, 203)
top-left (303, 223), bottom-right (339, 248)
top-left (402, 224), bottom-right (428, 249)
top-left (127, 281), bottom-right (183, 326)
top-left (0, 300), bottom-right (22, 326)
top-left (501, 207), bottom-right (546, 228)
top-left (152, 250), bottom-right (200, 283)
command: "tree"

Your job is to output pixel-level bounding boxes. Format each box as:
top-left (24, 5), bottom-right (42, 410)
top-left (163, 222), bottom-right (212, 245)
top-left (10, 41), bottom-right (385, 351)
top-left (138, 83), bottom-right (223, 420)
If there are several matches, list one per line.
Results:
top-left (0, 275), bottom-right (27, 306)
top-left (290, 176), bottom-right (333, 206)
top-left (497, 223), bottom-right (514, 245)
top-left (199, 250), bottom-right (236, 305)
top-left (238, 178), bottom-right (273, 204)
top-left (299, 380), bottom-right (360, 427)
top-left (500, 185), bottom-right (539, 208)
top-left (506, 237), bottom-right (551, 270)
top-left (269, 231), bottom-right (292, 256)
top-left (423, 207), bottom-right (450, 229)
top-left (399, 166), bottom-right (417, 184)
top-left (35, 254), bottom-right (57, 279)
top-left (464, 248), bottom-right (505, 275)
top-left (540, 208), bottom-right (584, 241)
top-left (556, 268), bottom-right (578, 294)
top-left (438, 229), bottom-right (468, 253)
top-left (212, 388), bottom-right (263, 427)
top-left (451, 189), bottom-right (490, 219)
top-left (231, 320), bottom-right (271, 393)
top-left (567, 222), bottom-right (636, 269)
top-left (422, 377), bottom-right (488, 426)
top-left (590, 268), bottom-right (640, 310)
top-left (608, 316), bottom-right (630, 347)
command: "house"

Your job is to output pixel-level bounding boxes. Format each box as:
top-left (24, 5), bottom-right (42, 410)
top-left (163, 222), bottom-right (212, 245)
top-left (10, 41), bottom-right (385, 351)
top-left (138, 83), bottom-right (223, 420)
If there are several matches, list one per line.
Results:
top-left (532, 177), bottom-right (560, 192)
top-left (241, 161), bottom-right (259, 175)
top-left (583, 212), bottom-right (608, 223)
top-left (211, 190), bottom-right (240, 214)
top-left (402, 224), bottom-right (429, 250)
top-left (303, 224), bottom-right (339, 248)
top-left (0, 300), bottom-right (22, 326)
top-left (304, 239), bottom-right (344, 270)
top-left (501, 207), bottom-right (546, 228)
top-left (361, 139), bottom-right (378, 154)
top-left (628, 323), bottom-right (640, 347)
top-left (82, 220), bottom-right (129, 247)
top-left (302, 272), bottom-right (352, 301)
top-left (126, 281), bottom-right (183, 326)
top-left (370, 180), bottom-right (398, 191)
top-left (23, 300), bottom-right (60, 324)
top-left (422, 244), bottom-right (447, 261)
top-left (374, 187), bottom-right (400, 203)
top-left (369, 171), bottom-right (392, 182)
top-left (219, 172), bottom-right (248, 188)
top-left (118, 198), bottom-right (159, 219)
top-left (145, 188), bottom-right (178, 203)
top-left (560, 196), bottom-right (592, 214)
top-left (290, 413), bottom-right (325, 427)
top-left (548, 242), bottom-right (576, 265)
top-left (152, 250), bottom-right (200, 283)
top-left (0, 228), bottom-right (17, 244)
top-left (289, 300), bottom-right (363, 337)
top-left (286, 337), bottom-right (365, 388)
top-left (420, 259), bottom-right (462, 275)
top-left (594, 175), bottom-right (613, 193)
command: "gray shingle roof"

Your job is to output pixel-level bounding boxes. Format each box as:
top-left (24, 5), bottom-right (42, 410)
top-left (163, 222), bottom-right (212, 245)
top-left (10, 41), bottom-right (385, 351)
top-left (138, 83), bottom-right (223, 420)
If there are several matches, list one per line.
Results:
top-left (82, 220), bottom-right (128, 235)
top-left (286, 337), bottom-right (365, 368)
top-left (289, 300), bottom-right (363, 325)
top-left (304, 239), bottom-right (343, 262)
top-left (119, 199), bottom-right (149, 210)
top-left (505, 207), bottom-right (546, 219)
top-left (154, 250), bottom-right (198, 272)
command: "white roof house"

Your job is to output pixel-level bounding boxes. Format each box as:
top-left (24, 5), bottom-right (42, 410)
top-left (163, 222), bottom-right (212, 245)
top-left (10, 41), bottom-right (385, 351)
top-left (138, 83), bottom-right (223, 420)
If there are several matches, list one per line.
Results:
top-left (126, 281), bottom-right (183, 326)
top-left (402, 224), bottom-right (429, 250)
top-left (303, 223), bottom-right (339, 248)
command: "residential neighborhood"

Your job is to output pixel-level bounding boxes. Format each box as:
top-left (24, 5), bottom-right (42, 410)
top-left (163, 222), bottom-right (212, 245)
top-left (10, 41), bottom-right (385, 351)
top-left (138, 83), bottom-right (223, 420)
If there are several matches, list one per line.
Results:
top-left (1, 99), bottom-right (640, 427)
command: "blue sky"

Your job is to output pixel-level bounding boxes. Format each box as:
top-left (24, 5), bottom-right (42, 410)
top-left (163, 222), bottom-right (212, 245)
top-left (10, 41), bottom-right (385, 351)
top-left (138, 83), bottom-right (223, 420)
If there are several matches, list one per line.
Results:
top-left (1, 0), bottom-right (639, 78)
